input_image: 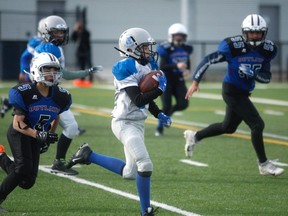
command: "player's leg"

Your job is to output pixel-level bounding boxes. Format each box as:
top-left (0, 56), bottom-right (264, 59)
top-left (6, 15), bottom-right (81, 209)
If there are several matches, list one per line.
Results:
top-left (51, 109), bottom-right (78, 175)
top-left (171, 81), bottom-right (189, 114)
top-left (235, 96), bottom-right (284, 175)
top-left (116, 119), bottom-right (153, 215)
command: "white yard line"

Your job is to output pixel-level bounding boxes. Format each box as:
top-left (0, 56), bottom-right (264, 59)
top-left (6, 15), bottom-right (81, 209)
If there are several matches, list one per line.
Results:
top-left (180, 159), bottom-right (209, 167)
top-left (39, 166), bottom-right (201, 216)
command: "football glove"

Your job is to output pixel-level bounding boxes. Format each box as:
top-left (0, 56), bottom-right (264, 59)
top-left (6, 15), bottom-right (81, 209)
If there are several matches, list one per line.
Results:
top-left (87, 66), bottom-right (103, 74)
top-left (158, 112), bottom-right (172, 127)
top-left (239, 65), bottom-right (256, 78)
top-left (40, 143), bottom-right (50, 154)
top-left (36, 131), bottom-right (58, 144)
top-left (157, 73), bottom-right (167, 92)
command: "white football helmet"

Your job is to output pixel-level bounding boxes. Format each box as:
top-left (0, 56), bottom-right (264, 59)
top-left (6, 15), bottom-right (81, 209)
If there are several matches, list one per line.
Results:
top-left (37, 17), bottom-right (46, 38)
top-left (241, 14), bottom-right (268, 47)
top-left (168, 23), bottom-right (188, 45)
top-left (117, 27), bottom-right (158, 64)
top-left (42, 15), bottom-right (69, 46)
top-left (30, 52), bottom-right (62, 86)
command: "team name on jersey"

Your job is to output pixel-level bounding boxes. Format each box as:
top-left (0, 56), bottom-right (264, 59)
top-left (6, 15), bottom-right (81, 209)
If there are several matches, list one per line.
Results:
top-left (29, 105), bottom-right (60, 113)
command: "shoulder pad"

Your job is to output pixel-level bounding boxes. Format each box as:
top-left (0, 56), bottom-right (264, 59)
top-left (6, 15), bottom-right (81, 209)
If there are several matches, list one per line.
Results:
top-left (53, 87), bottom-right (72, 111)
top-left (224, 35), bottom-right (249, 57)
top-left (112, 58), bottom-right (137, 81)
top-left (35, 43), bottom-right (61, 58)
top-left (160, 41), bottom-right (172, 49)
top-left (257, 40), bottom-right (277, 59)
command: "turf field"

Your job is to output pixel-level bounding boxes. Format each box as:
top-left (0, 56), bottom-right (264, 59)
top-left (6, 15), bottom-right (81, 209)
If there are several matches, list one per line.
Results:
top-left (0, 81), bottom-right (287, 216)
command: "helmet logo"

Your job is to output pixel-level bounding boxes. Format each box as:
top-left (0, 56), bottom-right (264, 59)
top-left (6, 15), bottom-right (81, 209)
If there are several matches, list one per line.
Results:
top-left (124, 36), bottom-right (136, 48)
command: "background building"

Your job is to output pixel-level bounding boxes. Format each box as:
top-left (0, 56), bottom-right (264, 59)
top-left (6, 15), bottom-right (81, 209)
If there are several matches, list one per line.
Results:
top-left (0, 0), bottom-right (287, 82)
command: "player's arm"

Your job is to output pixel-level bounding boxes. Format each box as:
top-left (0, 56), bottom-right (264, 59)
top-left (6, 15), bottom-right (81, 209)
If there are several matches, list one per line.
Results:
top-left (61, 66), bottom-right (103, 80)
top-left (186, 51), bottom-right (226, 99)
top-left (49, 115), bottom-right (60, 133)
top-left (12, 110), bottom-right (37, 138)
top-left (125, 86), bottom-right (163, 107)
top-left (255, 62), bottom-right (272, 83)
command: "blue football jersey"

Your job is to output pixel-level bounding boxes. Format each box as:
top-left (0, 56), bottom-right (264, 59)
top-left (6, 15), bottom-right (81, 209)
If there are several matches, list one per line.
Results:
top-left (9, 83), bottom-right (72, 131)
top-left (157, 41), bottom-right (193, 74)
top-left (19, 36), bottom-right (43, 80)
top-left (219, 35), bottom-right (277, 92)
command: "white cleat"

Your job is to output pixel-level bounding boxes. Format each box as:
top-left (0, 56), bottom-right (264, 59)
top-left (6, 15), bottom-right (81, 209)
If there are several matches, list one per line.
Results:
top-left (184, 130), bottom-right (197, 158)
top-left (258, 160), bottom-right (285, 176)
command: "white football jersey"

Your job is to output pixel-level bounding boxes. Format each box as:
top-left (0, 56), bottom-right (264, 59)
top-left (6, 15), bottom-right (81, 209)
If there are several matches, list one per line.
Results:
top-left (112, 58), bottom-right (158, 120)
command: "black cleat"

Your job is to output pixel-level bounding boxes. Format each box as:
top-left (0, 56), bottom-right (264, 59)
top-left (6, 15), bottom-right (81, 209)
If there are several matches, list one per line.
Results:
top-left (51, 159), bottom-right (79, 175)
top-left (142, 207), bottom-right (159, 216)
top-left (66, 143), bottom-right (92, 169)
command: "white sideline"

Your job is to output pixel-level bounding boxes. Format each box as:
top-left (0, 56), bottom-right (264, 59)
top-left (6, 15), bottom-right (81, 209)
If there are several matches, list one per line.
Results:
top-left (39, 166), bottom-right (201, 216)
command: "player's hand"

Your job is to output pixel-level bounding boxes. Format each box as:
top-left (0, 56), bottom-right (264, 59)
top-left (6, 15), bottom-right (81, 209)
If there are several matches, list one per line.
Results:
top-left (239, 65), bottom-right (256, 78)
top-left (185, 81), bottom-right (200, 100)
top-left (87, 66), bottom-right (103, 74)
top-left (158, 112), bottom-right (172, 127)
top-left (36, 131), bottom-right (58, 144)
top-left (40, 143), bottom-right (50, 154)
top-left (157, 72), bottom-right (167, 92)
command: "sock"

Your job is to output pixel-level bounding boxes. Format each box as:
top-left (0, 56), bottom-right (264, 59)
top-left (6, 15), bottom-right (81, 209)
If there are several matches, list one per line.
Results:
top-left (157, 119), bottom-right (163, 130)
top-left (56, 133), bottom-right (72, 160)
top-left (88, 152), bottom-right (125, 176)
top-left (136, 173), bottom-right (151, 214)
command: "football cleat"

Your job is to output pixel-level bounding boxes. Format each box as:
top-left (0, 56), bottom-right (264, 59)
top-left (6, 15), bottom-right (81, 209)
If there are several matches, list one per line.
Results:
top-left (51, 159), bottom-right (79, 175)
top-left (142, 207), bottom-right (159, 216)
top-left (258, 160), bottom-right (284, 176)
top-left (66, 143), bottom-right (92, 169)
top-left (184, 130), bottom-right (197, 158)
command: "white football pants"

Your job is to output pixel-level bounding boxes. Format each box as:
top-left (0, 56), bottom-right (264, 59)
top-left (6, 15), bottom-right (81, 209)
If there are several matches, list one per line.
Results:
top-left (111, 118), bottom-right (153, 179)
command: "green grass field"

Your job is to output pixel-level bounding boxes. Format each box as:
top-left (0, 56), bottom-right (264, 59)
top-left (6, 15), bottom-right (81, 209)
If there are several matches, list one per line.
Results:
top-left (0, 81), bottom-right (287, 216)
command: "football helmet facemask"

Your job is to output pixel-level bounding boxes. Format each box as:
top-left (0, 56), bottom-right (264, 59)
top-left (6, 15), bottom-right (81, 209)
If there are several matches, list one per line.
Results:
top-left (42, 15), bottom-right (69, 46)
top-left (117, 27), bottom-right (158, 65)
top-left (241, 14), bottom-right (268, 47)
top-left (30, 52), bottom-right (62, 86)
top-left (168, 23), bottom-right (188, 46)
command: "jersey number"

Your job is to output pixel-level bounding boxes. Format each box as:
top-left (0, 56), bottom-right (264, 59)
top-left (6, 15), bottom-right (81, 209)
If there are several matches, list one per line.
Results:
top-left (34, 114), bottom-right (51, 131)
top-left (239, 64), bottom-right (262, 79)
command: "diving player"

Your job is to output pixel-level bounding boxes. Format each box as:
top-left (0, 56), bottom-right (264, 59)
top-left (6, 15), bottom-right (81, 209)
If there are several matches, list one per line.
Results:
top-left (184, 14), bottom-right (284, 176)
top-left (66, 28), bottom-right (171, 215)
top-left (0, 53), bottom-right (71, 212)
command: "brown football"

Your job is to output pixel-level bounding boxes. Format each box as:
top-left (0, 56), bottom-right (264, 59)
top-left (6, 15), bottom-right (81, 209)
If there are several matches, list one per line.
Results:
top-left (139, 71), bottom-right (161, 93)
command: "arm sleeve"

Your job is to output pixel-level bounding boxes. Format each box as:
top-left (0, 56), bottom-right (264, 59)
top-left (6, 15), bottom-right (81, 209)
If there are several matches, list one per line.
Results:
top-left (193, 51), bottom-right (226, 82)
top-left (148, 101), bottom-right (162, 118)
top-left (125, 86), bottom-right (162, 107)
top-left (61, 69), bottom-right (89, 80)
top-left (255, 62), bottom-right (272, 83)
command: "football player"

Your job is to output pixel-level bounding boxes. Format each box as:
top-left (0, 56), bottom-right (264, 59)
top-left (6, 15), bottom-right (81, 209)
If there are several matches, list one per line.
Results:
top-left (66, 28), bottom-right (171, 215)
top-left (33, 15), bottom-right (102, 175)
top-left (155, 23), bottom-right (193, 136)
top-left (184, 14), bottom-right (284, 176)
top-left (0, 53), bottom-right (71, 212)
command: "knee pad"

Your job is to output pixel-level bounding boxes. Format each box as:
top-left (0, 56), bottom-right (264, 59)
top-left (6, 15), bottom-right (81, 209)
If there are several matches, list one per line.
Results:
top-left (62, 121), bottom-right (78, 139)
top-left (122, 165), bottom-right (137, 180)
top-left (137, 158), bottom-right (153, 173)
top-left (19, 178), bottom-right (36, 189)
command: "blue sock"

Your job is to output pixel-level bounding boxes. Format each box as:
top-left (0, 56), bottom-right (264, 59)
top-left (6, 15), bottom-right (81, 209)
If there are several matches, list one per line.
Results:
top-left (157, 119), bottom-right (163, 129)
top-left (136, 173), bottom-right (150, 214)
top-left (88, 152), bottom-right (125, 176)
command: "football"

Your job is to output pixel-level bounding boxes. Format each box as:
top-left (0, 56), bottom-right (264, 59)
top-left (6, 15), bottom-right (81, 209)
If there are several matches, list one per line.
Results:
top-left (139, 70), bottom-right (162, 93)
